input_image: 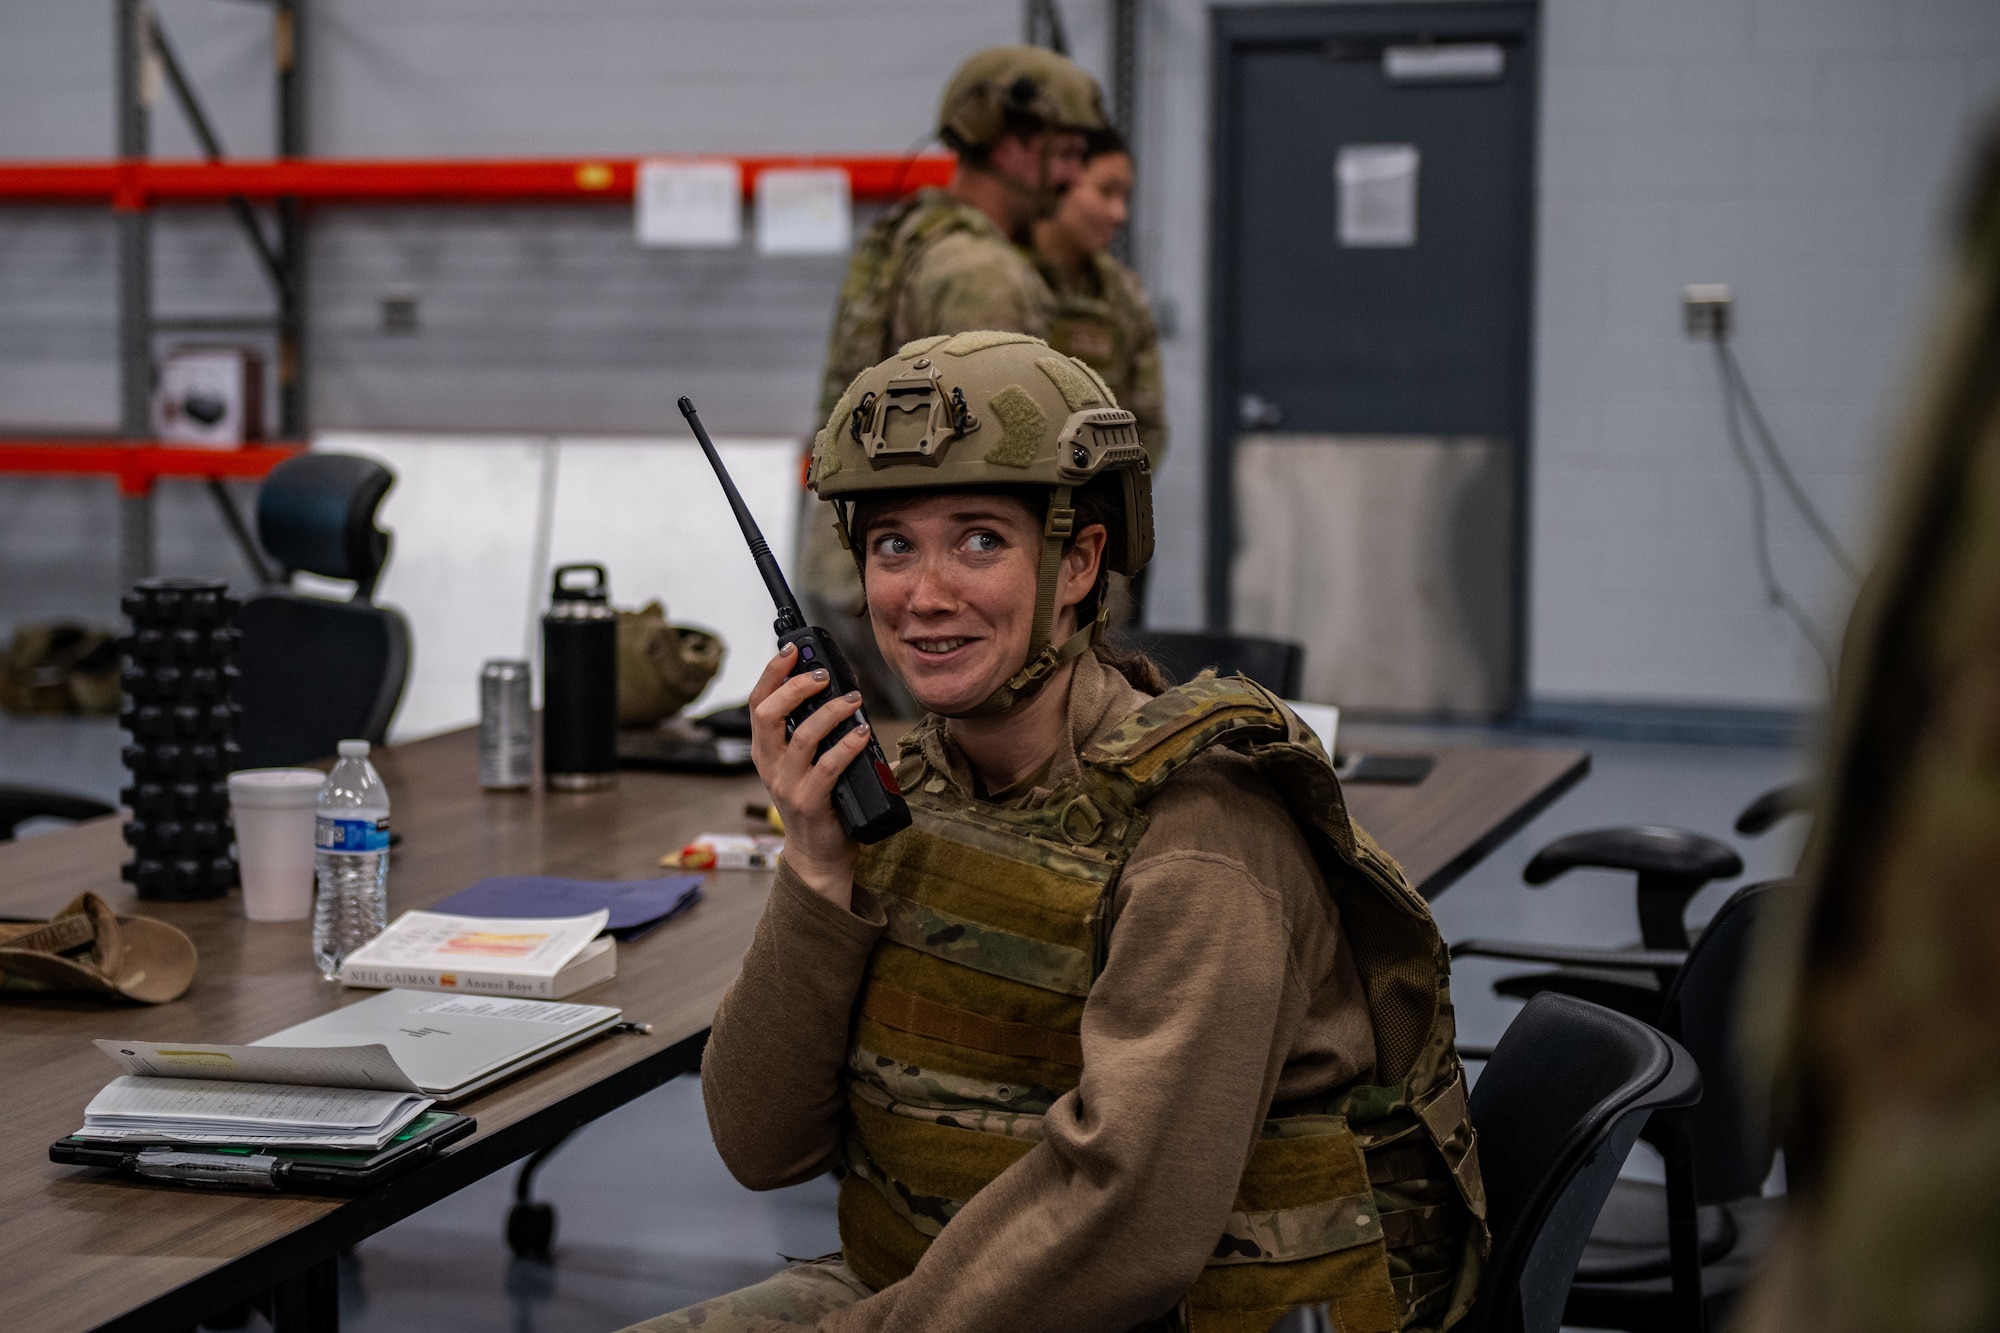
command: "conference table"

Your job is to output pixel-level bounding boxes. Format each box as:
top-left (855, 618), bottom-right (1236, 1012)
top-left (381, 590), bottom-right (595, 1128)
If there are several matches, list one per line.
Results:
top-left (0, 726), bottom-right (1587, 1333)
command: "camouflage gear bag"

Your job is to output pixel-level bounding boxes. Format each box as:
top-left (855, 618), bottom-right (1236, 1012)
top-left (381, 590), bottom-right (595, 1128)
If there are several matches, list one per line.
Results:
top-left (837, 676), bottom-right (1488, 1333)
top-left (614, 600), bottom-right (723, 728)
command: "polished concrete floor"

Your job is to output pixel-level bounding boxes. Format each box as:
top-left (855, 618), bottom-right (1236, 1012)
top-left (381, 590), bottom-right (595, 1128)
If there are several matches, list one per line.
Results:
top-left (2, 711), bottom-right (1807, 1332)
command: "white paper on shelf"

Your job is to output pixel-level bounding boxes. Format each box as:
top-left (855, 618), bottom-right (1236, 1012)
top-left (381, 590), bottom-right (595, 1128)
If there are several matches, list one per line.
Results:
top-left (94, 1038), bottom-right (421, 1092)
top-left (754, 167), bottom-right (852, 255)
top-left (339, 910), bottom-right (609, 979)
top-left (636, 159), bottom-right (742, 247)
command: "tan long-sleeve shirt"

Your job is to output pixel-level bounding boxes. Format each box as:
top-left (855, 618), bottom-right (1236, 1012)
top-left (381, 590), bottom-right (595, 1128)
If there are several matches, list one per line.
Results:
top-left (700, 654), bottom-right (1379, 1332)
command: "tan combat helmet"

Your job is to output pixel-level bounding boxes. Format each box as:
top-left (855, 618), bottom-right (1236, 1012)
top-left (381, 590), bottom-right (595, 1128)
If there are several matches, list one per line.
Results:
top-left (938, 45), bottom-right (1107, 153)
top-left (809, 331), bottom-right (1153, 717)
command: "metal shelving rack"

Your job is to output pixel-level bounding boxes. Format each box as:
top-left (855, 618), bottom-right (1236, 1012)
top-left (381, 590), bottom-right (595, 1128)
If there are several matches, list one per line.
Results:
top-left (0, 0), bottom-right (951, 587)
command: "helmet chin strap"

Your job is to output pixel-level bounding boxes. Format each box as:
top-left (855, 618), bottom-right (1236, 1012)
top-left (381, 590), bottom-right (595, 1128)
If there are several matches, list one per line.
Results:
top-left (964, 137), bottom-right (1065, 227)
top-left (946, 486), bottom-right (1103, 720)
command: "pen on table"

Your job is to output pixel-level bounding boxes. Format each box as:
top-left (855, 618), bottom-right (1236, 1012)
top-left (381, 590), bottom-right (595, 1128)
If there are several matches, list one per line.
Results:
top-left (612, 1021), bottom-right (653, 1036)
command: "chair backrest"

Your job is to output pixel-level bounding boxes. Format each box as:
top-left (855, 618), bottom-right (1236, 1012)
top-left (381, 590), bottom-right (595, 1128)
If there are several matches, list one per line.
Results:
top-left (256, 452), bottom-right (395, 600)
top-left (1463, 994), bottom-right (1702, 1333)
top-left (1658, 878), bottom-right (1793, 1203)
top-left (1112, 629), bottom-right (1304, 697)
top-left (234, 598), bottom-right (410, 768)
top-left (235, 452), bottom-right (409, 767)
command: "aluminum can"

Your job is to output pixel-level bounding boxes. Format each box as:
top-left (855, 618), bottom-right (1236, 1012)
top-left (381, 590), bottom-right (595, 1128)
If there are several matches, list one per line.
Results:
top-left (479, 659), bottom-right (534, 790)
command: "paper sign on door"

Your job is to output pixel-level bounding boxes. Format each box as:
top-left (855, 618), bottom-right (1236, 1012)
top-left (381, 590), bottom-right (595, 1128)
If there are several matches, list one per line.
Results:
top-left (1336, 144), bottom-right (1419, 248)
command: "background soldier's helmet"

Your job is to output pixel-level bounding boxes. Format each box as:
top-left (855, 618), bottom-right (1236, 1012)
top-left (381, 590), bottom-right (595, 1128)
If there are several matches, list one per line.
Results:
top-left (937, 45), bottom-right (1108, 154)
top-left (809, 331), bottom-right (1152, 714)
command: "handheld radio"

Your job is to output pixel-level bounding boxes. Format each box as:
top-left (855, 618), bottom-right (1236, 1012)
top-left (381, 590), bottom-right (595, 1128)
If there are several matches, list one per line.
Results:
top-left (677, 397), bottom-right (911, 844)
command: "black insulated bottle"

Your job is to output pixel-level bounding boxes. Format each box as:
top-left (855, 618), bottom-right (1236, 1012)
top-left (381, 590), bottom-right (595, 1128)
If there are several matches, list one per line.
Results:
top-left (541, 563), bottom-right (618, 790)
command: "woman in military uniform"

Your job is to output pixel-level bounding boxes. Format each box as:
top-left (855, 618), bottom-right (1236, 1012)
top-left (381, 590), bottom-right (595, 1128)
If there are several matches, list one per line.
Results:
top-left (1032, 126), bottom-right (1165, 625)
top-left (623, 334), bottom-right (1483, 1333)
top-left (1032, 126), bottom-right (1165, 464)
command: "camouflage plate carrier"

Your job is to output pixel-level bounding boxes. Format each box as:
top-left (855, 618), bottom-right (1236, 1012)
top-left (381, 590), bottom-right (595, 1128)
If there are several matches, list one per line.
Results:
top-left (1043, 250), bottom-right (1167, 463)
top-left (837, 675), bottom-right (1489, 1333)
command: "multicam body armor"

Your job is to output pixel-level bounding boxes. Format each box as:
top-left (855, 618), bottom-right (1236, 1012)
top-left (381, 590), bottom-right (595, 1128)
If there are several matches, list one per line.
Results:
top-left (1042, 251), bottom-right (1167, 463)
top-left (814, 190), bottom-right (1052, 429)
top-left (836, 676), bottom-right (1488, 1332)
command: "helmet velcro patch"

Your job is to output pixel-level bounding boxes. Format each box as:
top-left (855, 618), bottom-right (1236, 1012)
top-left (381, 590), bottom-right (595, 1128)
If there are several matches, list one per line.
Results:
top-left (940, 330), bottom-right (1041, 356)
top-left (1073, 357), bottom-right (1119, 406)
top-left (984, 386), bottom-right (1046, 468)
top-left (1035, 356), bottom-right (1104, 411)
top-left (898, 334), bottom-right (952, 358)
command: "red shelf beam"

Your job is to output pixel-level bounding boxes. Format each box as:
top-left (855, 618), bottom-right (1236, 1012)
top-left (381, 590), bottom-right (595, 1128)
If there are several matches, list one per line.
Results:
top-left (0, 442), bottom-right (305, 495)
top-left (0, 156), bottom-right (954, 207)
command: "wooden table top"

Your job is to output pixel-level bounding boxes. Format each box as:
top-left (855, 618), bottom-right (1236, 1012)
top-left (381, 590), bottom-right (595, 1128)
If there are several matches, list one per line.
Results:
top-left (0, 726), bottom-right (1585, 1333)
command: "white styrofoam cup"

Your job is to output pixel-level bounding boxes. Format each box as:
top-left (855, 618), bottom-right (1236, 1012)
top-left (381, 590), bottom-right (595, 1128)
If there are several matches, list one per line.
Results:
top-left (228, 768), bottom-right (326, 922)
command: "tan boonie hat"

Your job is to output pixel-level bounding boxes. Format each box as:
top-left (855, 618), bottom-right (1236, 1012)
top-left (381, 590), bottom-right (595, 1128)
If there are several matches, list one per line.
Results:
top-left (0, 892), bottom-right (197, 1004)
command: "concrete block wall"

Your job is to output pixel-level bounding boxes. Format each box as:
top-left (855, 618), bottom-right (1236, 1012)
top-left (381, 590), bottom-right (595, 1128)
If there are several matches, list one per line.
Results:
top-left (3, 0), bottom-right (1997, 713)
top-left (1526, 0), bottom-right (2000, 706)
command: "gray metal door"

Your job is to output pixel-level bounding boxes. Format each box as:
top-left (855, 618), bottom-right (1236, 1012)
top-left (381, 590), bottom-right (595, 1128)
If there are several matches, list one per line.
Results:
top-left (1210, 3), bottom-right (1537, 716)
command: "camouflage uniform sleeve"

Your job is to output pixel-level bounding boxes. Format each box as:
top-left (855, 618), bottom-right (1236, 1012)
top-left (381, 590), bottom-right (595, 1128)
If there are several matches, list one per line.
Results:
top-left (700, 864), bottom-right (886, 1191)
top-left (892, 231), bottom-right (1053, 345)
top-left (1113, 258), bottom-right (1168, 462)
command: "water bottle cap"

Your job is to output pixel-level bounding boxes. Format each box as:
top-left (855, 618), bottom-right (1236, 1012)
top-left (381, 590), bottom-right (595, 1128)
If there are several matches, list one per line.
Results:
top-left (337, 739), bottom-right (370, 758)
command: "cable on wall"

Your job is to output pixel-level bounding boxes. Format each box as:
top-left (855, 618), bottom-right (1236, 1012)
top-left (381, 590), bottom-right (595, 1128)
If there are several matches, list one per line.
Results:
top-left (1686, 285), bottom-right (1849, 677)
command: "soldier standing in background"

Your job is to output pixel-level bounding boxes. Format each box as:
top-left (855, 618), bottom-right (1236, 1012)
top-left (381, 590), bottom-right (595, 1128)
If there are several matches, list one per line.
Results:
top-left (1033, 124), bottom-right (1166, 623)
top-left (801, 45), bottom-right (1106, 718)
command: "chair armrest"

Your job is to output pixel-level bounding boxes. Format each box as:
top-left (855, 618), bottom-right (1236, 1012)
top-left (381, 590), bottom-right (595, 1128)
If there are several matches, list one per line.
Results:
top-left (1450, 937), bottom-right (1689, 971)
top-left (0, 785), bottom-right (116, 840)
top-left (1735, 782), bottom-right (1812, 836)
top-left (1524, 826), bottom-right (1741, 886)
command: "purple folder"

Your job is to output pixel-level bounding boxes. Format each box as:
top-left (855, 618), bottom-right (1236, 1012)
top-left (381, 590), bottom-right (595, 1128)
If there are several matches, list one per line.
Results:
top-left (427, 874), bottom-right (704, 941)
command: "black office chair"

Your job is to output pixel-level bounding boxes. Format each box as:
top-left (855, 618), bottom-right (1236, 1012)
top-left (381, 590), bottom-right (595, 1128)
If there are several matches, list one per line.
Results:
top-left (1460, 993), bottom-right (1704, 1333)
top-left (0, 785), bottom-right (115, 841)
top-left (234, 454), bottom-right (411, 769)
top-left (1564, 879), bottom-right (1792, 1331)
top-left (1451, 827), bottom-right (1743, 1023)
top-left (1733, 782), bottom-right (1811, 837)
top-left (1111, 629), bottom-right (1305, 697)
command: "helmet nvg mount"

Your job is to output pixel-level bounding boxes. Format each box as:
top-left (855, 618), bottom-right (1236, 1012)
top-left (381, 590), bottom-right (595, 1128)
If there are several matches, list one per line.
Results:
top-left (810, 331), bottom-right (1153, 718)
top-left (937, 44), bottom-right (1107, 154)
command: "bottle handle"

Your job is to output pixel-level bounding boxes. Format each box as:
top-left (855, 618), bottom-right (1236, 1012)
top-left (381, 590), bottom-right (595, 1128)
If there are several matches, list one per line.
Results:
top-left (550, 563), bottom-right (609, 599)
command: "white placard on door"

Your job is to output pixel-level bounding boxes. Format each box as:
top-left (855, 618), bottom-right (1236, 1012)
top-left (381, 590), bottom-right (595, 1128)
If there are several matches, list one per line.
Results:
top-left (1336, 144), bottom-right (1419, 248)
top-left (754, 167), bottom-right (853, 255)
top-left (635, 159), bottom-right (742, 248)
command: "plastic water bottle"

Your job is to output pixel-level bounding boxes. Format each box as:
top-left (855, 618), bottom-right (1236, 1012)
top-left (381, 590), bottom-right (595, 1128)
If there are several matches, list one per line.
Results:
top-left (313, 739), bottom-right (391, 980)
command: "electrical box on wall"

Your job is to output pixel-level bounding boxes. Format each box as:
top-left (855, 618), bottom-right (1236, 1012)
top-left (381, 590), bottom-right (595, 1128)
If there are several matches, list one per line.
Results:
top-left (153, 346), bottom-right (265, 448)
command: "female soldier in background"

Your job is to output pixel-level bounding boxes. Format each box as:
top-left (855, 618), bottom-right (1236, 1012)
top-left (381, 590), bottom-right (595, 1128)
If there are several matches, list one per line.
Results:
top-left (1033, 127), bottom-right (1166, 624)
